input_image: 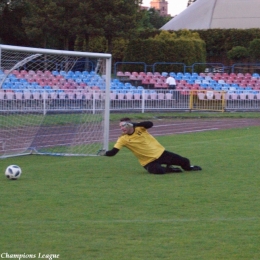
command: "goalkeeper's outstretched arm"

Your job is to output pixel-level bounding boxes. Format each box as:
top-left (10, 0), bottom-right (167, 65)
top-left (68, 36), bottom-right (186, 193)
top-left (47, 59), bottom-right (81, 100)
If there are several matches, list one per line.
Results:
top-left (97, 120), bottom-right (153, 156)
top-left (105, 148), bottom-right (119, 156)
top-left (97, 147), bottom-right (119, 156)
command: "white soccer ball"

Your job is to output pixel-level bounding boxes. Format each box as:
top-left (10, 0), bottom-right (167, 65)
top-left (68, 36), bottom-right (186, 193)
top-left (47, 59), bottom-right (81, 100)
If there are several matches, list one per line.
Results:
top-left (5, 165), bottom-right (22, 180)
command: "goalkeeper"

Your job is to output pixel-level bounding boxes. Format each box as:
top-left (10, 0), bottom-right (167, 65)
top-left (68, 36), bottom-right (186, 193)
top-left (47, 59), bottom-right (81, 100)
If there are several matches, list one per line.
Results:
top-left (99, 117), bottom-right (202, 174)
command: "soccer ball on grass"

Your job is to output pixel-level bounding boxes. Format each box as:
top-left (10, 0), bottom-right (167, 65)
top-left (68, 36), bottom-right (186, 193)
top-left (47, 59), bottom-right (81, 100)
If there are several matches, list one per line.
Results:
top-left (5, 165), bottom-right (22, 180)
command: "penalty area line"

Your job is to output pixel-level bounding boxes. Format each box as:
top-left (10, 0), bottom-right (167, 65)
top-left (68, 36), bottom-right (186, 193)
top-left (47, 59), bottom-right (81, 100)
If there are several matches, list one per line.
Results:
top-left (175, 128), bottom-right (219, 134)
top-left (152, 128), bottom-right (219, 136)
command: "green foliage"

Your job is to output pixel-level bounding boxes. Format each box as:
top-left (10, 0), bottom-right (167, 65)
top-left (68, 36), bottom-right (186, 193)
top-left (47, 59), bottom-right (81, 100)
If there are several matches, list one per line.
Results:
top-left (248, 38), bottom-right (260, 61)
top-left (146, 8), bottom-right (171, 29)
top-left (136, 9), bottom-right (154, 30)
top-left (1, 125), bottom-right (260, 259)
top-left (178, 29), bottom-right (201, 40)
top-left (112, 38), bottom-right (129, 61)
top-left (90, 0), bottom-right (140, 52)
top-left (227, 46), bottom-right (249, 61)
top-left (136, 8), bottom-right (171, 31)
top-left (3, 0), bottom-right (165, 49)
top-left (158, 28), bottom-right (260, 63)
top-left (22, 0), bottom-right (81, 49)
top-left (88, 36), bottom-right (107, 53)
top-left (124, 30), bottom-right (206, 71)
top-left (195, 28), bottom-right (260, 60)
top-left (0, 1), bottom-right (28, 45)
top-left (193, 29), bottom-right (228, 56)
top-left (4, 0), bottom-right (260, 66)
top-left (154, 30), bottom-right (177, 41)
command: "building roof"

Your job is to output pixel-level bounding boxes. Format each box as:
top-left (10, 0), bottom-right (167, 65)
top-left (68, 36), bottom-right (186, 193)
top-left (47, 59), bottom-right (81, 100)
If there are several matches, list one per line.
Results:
top-left (161, 0), bottom-right (260, 30)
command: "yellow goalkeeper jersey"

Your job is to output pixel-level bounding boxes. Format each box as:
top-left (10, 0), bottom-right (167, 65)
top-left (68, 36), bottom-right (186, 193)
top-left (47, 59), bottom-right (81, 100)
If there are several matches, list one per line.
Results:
top-left (114, 126), bottom-right (165, 166)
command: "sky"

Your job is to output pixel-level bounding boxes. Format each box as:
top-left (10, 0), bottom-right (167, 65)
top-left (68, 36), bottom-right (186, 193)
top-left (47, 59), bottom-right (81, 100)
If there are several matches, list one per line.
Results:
top-left (141, 0), bottom-right (188, 16)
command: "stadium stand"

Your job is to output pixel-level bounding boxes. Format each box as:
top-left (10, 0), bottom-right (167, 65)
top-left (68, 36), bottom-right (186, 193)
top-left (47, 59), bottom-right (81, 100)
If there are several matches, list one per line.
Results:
top-left (0, 69), bottom-right (260, 112)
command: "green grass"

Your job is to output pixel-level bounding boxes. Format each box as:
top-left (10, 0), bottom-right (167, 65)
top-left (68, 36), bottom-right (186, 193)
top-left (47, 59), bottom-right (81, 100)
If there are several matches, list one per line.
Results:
top-left (0, 112), bottom-right (103, 128)
top-left (110, 111), bottom-right (260, 121)
top-left (1, 126), bottom-right (260, 260)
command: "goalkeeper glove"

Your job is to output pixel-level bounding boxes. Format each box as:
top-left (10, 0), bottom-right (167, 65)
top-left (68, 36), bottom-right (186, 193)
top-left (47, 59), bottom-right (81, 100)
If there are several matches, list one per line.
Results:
top-left (97, 149), bottom-right (106, 156)
top-left (121, 122), bottom-right (133, 128)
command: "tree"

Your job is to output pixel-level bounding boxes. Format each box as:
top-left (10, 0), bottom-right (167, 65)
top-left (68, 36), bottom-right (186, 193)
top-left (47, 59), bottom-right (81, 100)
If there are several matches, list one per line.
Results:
top-left (136, 7), bottom-right (172, 31)
top-left (90, 0), bottom-right (141, 52)
top-left (147, 8), bottom-right (171, 29)
top-left (154, 30), bottom-right (177, 41)
top-left (73, 1), bottom-right (104, 52)
top-left (227, 46), bottom-right (249, 61)
top-left (0, 0), bottom-right (28, 45)
top-left (249, 39), bottom-right (260, 61)
top-left (22, 0), bottom-right (142, 52)
top-left (23, 0), bottom-right (96, 50)
top-left (22, 0), bottom-right (60, 48)
top-left (136, 9), bottom-right (154, 30)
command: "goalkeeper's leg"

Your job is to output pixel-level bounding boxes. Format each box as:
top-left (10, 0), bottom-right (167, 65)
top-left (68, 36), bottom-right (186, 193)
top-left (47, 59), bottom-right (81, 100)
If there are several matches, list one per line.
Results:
top-left (144, 160), bottom-right (182, 174)
top-left (144, 162), bottom-right (166, 174)
top-left (158, 151), bottom-right (202, 171)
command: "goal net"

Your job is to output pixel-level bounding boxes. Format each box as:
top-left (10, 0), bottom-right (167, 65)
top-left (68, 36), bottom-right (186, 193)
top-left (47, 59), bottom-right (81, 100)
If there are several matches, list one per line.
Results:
top-left (0, 44), bottom-right (111, 158)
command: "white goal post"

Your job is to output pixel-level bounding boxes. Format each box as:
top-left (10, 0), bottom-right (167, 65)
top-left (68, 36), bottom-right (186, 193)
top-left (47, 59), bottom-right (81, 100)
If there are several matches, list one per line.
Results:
top-left (0, 44), bottom-right (112, 158)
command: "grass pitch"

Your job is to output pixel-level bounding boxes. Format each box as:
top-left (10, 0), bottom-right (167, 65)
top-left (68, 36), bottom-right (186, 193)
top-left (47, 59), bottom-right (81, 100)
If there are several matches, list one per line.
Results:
top-left (1, 126), bottom-right (260, 260)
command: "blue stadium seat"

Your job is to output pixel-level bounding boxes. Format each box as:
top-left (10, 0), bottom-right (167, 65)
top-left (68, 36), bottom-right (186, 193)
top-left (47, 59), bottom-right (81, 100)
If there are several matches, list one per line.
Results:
top-left (161, 72), bottom-right (168, 77)
top-left (75, 78), bottom-right (82, 84)
top-left (59, 71), bottom-right (67, 76)
top-left (82, 71), bottom-right (89, 76)
top-left (112, 79), bottom-right (120, 84)
top-left (169, 72), bottom-right (176, 77)
top-left (83, 78), bottom-right (91, 84)
top-left (74, 71), bottom-right (82, 76)
top-left (175, 76), bottom-right (183, 81)
top-left (184, 72), bottom-right (191, 77)
top-left (200, 83), bottom-right (208, 89)
top-left (52, 71), bottom-right (59, 76)
top-left (221, 86), bottom-right (229, 91)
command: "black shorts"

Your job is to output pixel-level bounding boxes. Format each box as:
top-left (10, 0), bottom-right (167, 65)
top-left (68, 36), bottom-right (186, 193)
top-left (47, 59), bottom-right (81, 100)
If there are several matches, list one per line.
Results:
top-left (143, 150), bottom-right (191, 174)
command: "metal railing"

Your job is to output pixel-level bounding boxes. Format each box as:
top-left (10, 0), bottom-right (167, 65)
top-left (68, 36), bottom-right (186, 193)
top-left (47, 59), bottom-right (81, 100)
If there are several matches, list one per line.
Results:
top-left (1, 89), bottom-right (260, 114)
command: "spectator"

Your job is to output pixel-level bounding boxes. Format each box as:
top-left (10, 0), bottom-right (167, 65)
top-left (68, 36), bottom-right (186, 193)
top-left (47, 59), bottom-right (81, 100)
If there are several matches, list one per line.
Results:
top-left (166, 75), bottom-right (178, 100)
top-left (166, 75), bottom-right (176, 89)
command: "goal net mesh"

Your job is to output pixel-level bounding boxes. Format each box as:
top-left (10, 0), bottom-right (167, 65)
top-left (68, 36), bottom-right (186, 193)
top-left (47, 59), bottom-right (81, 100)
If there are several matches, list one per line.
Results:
top-left (0, 45), bottom-right (111, 158)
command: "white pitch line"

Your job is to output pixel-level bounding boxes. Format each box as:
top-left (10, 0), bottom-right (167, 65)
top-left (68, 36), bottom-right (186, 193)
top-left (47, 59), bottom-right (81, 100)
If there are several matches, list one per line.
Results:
top-left (151, 128), bottom-right (219, 136)
top-left (174, 128), bottom-right (219, 134)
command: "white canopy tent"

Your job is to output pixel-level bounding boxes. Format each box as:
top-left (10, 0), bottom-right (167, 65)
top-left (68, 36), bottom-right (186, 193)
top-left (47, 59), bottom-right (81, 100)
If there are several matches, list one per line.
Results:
top-left (161, 0), bottom-right (260, 30)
